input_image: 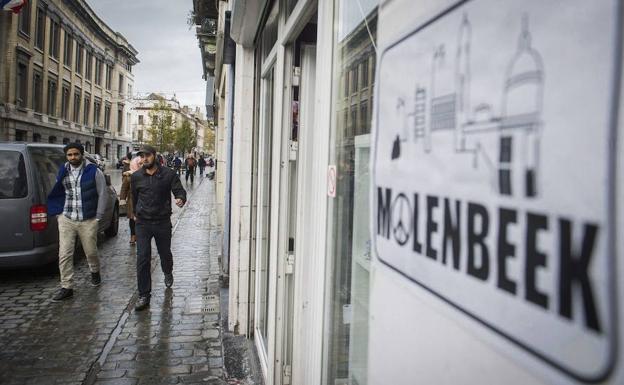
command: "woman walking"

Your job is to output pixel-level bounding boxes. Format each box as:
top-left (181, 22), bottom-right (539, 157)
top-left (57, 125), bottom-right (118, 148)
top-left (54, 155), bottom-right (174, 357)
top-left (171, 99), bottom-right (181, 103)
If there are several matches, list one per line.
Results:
top-left (120, 156), bottom-right (142, 244)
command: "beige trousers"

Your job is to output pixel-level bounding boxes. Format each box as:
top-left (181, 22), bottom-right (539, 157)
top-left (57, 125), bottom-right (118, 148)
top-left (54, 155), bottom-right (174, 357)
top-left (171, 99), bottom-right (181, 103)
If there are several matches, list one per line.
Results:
top-left (58, 215), bottom-right (100, 289)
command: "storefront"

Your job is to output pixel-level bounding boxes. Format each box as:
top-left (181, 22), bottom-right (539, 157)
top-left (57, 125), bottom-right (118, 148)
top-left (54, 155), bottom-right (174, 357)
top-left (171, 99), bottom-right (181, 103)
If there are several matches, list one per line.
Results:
top-left (223, 0), bottom-right (624, 384)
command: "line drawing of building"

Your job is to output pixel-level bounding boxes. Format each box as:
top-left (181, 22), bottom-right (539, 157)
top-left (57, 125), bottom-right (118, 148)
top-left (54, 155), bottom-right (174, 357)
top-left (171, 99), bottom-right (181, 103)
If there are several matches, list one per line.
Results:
top-left (391, 12), bottom-right (544, 199)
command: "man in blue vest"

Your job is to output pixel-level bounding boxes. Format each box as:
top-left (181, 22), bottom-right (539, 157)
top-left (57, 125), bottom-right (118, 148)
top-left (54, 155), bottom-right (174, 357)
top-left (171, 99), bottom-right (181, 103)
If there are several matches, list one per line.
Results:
top-left (47, 143), bottom-right (108, 301)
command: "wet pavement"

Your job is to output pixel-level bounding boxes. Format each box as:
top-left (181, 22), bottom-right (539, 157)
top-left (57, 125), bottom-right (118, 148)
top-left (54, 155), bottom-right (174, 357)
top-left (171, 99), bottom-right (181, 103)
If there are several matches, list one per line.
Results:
top-left (0, 176), bottom-right (226, 385)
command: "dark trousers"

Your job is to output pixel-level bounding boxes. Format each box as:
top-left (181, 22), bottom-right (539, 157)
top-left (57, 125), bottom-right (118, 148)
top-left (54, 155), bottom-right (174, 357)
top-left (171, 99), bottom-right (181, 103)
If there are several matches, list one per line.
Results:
top-left (185, 167), bottom-right (195, 183)
top-left (199, 166), bottom-right (205, 176)
top-left (129, 218), bottom-right (136, 236)
top-left (136, 220), bottom-right (173, 297)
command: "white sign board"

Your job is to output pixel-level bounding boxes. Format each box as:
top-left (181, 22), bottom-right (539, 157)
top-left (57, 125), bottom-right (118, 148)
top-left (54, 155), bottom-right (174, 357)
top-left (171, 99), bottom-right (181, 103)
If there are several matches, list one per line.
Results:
top-left (372, 0), bottom-right (620, 382)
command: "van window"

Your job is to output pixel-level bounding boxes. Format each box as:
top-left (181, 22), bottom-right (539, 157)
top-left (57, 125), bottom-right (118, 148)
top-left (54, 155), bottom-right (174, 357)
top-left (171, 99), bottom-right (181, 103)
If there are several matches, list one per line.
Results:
top-left (0, 151), bottom-right (28, 199)
top-left (28, 147), bottom-right (66, 195)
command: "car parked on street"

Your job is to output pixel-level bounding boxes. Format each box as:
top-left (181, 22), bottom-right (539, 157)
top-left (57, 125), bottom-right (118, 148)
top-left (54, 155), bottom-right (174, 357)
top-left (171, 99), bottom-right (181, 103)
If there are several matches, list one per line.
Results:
top-left (0, 143), bottom-right (120, 268)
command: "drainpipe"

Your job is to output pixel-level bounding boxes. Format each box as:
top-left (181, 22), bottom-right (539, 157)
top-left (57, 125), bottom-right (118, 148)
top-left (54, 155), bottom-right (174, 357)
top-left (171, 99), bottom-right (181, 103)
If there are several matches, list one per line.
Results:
top-left (223, 11), bottom-right (236, 278)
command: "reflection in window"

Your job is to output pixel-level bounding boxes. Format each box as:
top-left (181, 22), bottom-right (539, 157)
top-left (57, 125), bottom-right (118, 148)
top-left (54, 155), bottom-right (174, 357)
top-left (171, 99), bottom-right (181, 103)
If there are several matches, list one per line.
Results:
top-left (0, 151), bottom-right (28, 199)
top-left (325, 2), bottom-right (377, 385)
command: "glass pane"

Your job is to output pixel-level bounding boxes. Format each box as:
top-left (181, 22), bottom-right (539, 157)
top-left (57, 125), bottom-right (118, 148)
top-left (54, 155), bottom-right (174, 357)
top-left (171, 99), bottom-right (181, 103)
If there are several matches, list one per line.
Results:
top-left (325, 1), bottom-right (378, 384)
top-left (258, 68), bottom-right (275, 350)
top-left (28, 147), bottom-right (65, 195)
top-left (0, 151), bottom-right (28, 199)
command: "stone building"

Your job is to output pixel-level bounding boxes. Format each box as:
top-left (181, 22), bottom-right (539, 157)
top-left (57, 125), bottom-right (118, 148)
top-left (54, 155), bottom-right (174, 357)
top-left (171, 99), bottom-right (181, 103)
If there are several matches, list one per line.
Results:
top-left (0, 0), bottom-right (138, 165)
top-left (130, 93), bottom-right (210, 154)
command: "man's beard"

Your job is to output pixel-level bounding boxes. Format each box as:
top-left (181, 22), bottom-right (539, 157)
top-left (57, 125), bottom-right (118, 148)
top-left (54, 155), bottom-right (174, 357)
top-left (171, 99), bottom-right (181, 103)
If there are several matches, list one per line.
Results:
top-left (143, 159), bottom-right (155, 169)
top-left (69, 158), bottom-right (82, 166)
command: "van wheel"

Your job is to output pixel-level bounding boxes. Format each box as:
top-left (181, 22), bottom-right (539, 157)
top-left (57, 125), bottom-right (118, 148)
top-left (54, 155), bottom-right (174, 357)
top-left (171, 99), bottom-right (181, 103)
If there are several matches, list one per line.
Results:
top-left (105, 205), bottom-right (119, 237)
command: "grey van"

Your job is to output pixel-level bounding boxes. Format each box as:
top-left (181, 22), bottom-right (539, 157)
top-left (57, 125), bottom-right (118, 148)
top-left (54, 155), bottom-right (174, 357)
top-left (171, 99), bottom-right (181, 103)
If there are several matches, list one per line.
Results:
top-left (0, 143), bottom-right (119, 268)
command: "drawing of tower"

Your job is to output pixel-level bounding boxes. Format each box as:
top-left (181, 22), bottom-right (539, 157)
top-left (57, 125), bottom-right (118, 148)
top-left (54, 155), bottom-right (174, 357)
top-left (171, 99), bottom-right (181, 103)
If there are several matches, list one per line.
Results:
top-left (429, 44), bottom-right (457, 152)
top-left (414, 86), bottom-right (426, 140)
top-left (499, 14), bottom-right (544, 198)
top-left (455, 13), bottom-right (471, 151)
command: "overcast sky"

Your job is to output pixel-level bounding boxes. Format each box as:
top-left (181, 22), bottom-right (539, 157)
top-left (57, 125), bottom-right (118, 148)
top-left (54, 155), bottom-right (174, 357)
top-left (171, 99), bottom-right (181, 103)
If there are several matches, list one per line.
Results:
top-left (86, 0), bottom-right (206, 113)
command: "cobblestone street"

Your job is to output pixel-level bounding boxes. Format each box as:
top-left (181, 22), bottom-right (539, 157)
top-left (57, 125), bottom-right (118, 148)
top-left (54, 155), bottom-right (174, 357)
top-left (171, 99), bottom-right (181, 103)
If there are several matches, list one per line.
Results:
top-left (0, 177), bottom-right (227, 385)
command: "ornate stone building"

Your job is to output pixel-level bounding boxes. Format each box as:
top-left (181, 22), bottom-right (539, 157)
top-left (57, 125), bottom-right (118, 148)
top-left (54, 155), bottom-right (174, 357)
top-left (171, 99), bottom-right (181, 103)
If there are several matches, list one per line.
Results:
top-left (0, 0), bottom-right (139, 164)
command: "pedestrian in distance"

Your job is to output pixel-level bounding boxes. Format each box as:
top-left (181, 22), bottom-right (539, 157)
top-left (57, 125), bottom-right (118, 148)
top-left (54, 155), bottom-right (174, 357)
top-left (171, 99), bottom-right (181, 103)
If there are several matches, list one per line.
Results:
top-left (47, 143), bottom-right (107, 301)
top-left (184, 154), bottom-right (197, 184)
top-left (198, 155), bottom-right (206, 177)
top-left (119, 156), bottom-right (143, 245)
top-left (173, 156), bottom-right (182, 176)
top-left (131, 145), bottom-right (187, 311)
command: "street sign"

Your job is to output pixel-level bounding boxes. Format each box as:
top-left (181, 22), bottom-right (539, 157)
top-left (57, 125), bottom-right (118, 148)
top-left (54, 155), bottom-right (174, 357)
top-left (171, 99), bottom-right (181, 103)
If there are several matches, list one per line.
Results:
top-left (371, 0), bottom-right (620, 382)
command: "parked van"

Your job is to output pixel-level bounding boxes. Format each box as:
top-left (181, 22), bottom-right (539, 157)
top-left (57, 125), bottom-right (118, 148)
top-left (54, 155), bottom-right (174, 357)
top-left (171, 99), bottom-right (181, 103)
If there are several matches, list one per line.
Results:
top-left (0, 143), bottom-right (119, 268)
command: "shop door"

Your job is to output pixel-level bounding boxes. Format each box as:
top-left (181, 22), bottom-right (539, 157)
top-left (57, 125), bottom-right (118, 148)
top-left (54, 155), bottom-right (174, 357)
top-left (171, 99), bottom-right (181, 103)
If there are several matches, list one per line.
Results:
top-left (280, 42), bottom-right (317, 385)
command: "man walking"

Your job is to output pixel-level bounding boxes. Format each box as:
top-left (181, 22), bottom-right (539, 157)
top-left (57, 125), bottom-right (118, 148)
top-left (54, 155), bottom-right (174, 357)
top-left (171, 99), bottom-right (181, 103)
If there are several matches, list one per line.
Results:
top-left (198, 155), bottom-right (206, 177)
top-left (47, 143), bottom-right (107, 301)
top-left (132, 145), bottom-right (187, 311)
top-left (184, 154), bottom-right (197, 184)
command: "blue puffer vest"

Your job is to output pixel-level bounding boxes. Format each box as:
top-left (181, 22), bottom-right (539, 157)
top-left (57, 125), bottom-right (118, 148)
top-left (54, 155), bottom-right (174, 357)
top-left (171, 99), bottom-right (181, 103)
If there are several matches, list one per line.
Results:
top-left (47, 162), bottom-right (99, 219)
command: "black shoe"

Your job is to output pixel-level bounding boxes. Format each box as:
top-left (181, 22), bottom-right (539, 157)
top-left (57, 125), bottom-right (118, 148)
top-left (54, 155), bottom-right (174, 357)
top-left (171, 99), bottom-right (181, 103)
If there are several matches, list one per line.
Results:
top-left (91, 272), bottom-right (101, 286)
top-left (164, 273), bottom-right (173, 288)
top-left (135, 296), bottom-right (150, 311)
top-left (52, 288), bottom-right (73, 302)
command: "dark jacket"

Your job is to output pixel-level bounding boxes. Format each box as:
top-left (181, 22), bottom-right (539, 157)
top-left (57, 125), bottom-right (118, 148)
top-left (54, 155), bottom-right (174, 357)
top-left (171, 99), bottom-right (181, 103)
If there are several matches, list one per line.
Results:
top-left (47, 160), bottom-right (107, 220)
top-left (131, 164), bottom-right (186, 222)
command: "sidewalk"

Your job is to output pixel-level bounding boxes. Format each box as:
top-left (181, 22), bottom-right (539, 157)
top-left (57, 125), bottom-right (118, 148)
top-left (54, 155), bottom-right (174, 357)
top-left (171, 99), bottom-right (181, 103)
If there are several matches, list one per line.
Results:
top-left (91, 178), bottom-right (227, 385)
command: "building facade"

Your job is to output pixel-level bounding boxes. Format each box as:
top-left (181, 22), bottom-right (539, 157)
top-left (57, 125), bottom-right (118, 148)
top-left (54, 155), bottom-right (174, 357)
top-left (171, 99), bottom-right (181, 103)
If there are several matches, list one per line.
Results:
top-left (0, 0), bottom-right (138, 164)
top-left (195, 1), bottom-right (624, 385)
top-left (130, 93), bottom-right (210, 155)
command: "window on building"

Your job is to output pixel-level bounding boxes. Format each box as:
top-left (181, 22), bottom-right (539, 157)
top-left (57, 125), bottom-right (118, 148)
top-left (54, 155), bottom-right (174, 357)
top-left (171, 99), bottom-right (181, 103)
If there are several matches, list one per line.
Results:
top-left (85, 50), bottom-right (93, 80)
top-left (325, 3), bottom-right (378, 385)
top-left (361, 60), bottom-right (369, 88)
top-left (127, 84), bottom-right (133, 99)
top-left (138, 130), bottom-right (143, 142)
top-left (138, 115), bottom-right (144, 125)
top-left (94, 99), bottom-right (101, 126)
top-left (118, 74), bottom-right (123, 94)
top-left (126, 112), bottom-right (131, 135)
top-left (117, 105), bottom-right (123, 134)
top-left (104, 103), bottom-right (111, 129)
top-left (49, 20), bottom-right (60, 59)
top-left (48, 136), bottom-right (57, 143)
top-left (61, 83), bottom-right (70, 120)
top-left (75, 43), bottom-right (83, 75)
top-left (83, 94), bottom-right (91, 126)
top-left (47, 75), bottom-right (58, 116)
top-left (62, 138), bottom-right (69, 145)
top-left (18, 0), bottom-right (31, 36)
top-left (32, 70), bottom-right (43, 113)
top-left (94, 58), bottom-right (102, 85)
top-left (16, 60), bottom-right (28, 108)
top-left (117, 145), bottom-right (122, 160)
top-left (85, 141), bottom-right (91, 152)
top-left (73, 88), bottom-right (81, 123)
top-left (33, 133), bottom-right (41, 142)
top-left (105, 64), bottom-right (112, 90)
top-left (35, 7), bottom-right (45, 49)
top-left (63, 30), bottom-right (72, 67)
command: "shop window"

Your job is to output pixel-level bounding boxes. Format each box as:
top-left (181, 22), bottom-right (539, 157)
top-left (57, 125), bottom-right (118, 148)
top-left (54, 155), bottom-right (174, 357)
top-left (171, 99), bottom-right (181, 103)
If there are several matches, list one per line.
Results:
top-left (324, 2), bottom-right (378, 385)
top-left (261, 1), bottom-right (279, 61)
top-left (35, 7), bottom-right (45, 49)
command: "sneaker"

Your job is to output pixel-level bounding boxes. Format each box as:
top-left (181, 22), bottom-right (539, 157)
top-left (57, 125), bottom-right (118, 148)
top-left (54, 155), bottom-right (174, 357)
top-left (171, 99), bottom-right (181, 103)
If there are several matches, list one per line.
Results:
top-left (52, 288), bottom-right (73, 302)
top-left (135, 296), bottom-right (150, 311)
top-left (91, 272), bottom-right (102, 286)
top-left (164, 273), bottom-right (173, 288)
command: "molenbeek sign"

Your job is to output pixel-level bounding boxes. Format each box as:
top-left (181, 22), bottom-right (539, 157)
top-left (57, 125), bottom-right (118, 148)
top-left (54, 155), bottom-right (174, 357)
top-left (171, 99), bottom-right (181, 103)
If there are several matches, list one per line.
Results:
top-left (371, 0), bottom-right (619, 382)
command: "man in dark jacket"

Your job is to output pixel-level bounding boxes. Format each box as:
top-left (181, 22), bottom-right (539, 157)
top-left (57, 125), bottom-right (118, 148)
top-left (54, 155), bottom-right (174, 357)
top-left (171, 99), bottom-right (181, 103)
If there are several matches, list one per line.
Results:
top-left (47, 143), bottom-right (107, 301)
top-left (131, 145), bottom-right (187, 311)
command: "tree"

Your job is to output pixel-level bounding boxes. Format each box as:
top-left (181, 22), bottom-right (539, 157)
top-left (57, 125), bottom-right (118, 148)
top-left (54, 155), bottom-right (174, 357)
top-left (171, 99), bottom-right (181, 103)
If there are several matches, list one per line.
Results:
top-left (204, 122), bottom-right (216, 154)
top-left (147, 100), bottom-right (175, 153)
top-left (175, 119), bottom-right (197, 156)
